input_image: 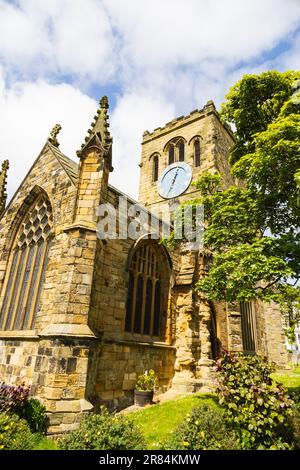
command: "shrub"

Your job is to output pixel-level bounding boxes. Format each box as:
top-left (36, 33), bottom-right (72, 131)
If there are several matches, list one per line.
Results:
top-left (291, 403), bottom-right (300, 449)
top-left (59, 407), bottom-right (145, 450)
top-left (0, 382), bottom-right (30, 413)
top-left (0, 412), bottom-right (36, 450)
top-left (136, 370), bottom-right (157, 392)
top-left (19, 398), bottom-right (48, 434)
top-left (0, 382), bottom-right (48, 434)
top-left (216, 350), bottom-right (294, 449)
top-left (164, 403), bottom-right (240, 450)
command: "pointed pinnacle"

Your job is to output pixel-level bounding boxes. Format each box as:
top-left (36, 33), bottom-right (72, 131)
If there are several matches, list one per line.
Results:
top-left (0, 159), bottom-right (9, 216)
top-left (1, 160), bottom-right (9, 172)
top-left (100, 96), bottom-right (109, 109)
top-left (77, 95), bottom-right (112, 158)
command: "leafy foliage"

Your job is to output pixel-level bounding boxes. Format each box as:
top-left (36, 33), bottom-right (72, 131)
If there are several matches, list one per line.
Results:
top-left (220, 71), bottom-right (300, 165)
top-left (190, 70), bottom-right (300, 310)
top-left (59, 407), bottom-right (145, 450)
top-left (18, 398), bottom-right (48, 434)
top-left (198, 237), bottom-right (293, 303)
top-left (135, 369), bottom-right (157, 392)
top-left (216, 350), bottom-right (294, 449)
top-left (0, 412), bottom-right (36, 450)
top-left (0, 382), bottom-right (48, 433)
top-left (164, 402), bottom-right (240, 450)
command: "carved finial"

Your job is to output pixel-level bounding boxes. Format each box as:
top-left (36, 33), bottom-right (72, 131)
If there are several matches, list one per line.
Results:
top-left (48, 123), bottom-right (62, 148)
top-left (0, 159), bottom-right (9, 217)
top-left (100, 96), bottom-right (109, 109)
top-left (76, 96), bottom-right (113, 170)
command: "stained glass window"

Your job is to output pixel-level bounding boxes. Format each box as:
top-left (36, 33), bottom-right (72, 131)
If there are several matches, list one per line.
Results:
top-left (0, 195), bottom-right (53, 330)
top-left (125, 243), bottom-right (164, 338)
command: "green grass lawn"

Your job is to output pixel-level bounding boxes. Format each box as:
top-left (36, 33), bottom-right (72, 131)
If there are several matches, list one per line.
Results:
top-left (130, 393), bottom-right (217, 449)
top-left (30, 366), bottom-right (300, 450)
top-left (33, 435), bottom-right (58, 450)
top-left (130, 366), bottom-right (300, 449)
top-left (272, 365), bottom-right (300, 394)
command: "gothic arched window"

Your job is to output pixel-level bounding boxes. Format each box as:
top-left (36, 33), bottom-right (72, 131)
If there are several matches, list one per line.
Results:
top-left (177, 140), bottom-right (185, 161)
top-left (153, 154), bottom-right (159, 182)
top-left (168, 144), bottom-right (175, 164)
top-left (125, 242), bottom-right (169, 338)
top-left (0, 194), bottom-right (53, 331)
top-left (166, 137), bottom-right (186, 164)
top-left (194, 139), bottom-right (200, 167)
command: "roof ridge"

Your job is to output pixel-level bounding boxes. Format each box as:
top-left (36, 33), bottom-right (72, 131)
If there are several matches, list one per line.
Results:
top-left (47, 142), bottom-right (78, 185)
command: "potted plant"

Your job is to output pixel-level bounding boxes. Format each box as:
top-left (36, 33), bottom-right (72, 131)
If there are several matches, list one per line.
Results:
top-left (134, 370), bottom-right (157, 407)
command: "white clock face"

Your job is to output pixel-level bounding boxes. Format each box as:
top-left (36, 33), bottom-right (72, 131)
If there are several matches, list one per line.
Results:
top-left (157, 162), bottom-right (192, 199)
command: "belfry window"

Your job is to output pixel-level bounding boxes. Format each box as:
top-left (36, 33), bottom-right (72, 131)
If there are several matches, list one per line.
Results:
top-left (153, 155), bottom-right (159, 182)
top-left (125, 242), bottom-right (168, 338)
top-left (168, 144), bottom-right (175, 164)
top-left (0, 195), bottom-right (53, 331)
top-left (166, 137), bottom-right (185, 164)
top-left (194, 139), bottom-right (200, 167)
top-left (177, 140), bottom-right (185, 161)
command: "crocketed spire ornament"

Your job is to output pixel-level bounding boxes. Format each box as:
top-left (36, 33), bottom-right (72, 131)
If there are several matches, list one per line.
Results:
top-left (48, 124), bottom-right (62, 148)
top-left (77, 96), bottom-right (113, 170)
top-left (0, 159), bottom-right (9, 217)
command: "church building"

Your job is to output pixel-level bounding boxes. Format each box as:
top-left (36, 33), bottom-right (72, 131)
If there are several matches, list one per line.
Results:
top-left (0, 97), bottom-right (288, 434)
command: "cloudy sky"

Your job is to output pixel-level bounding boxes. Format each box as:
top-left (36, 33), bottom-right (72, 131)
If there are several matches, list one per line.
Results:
top-left (1, 0), bottom-right (300, 201)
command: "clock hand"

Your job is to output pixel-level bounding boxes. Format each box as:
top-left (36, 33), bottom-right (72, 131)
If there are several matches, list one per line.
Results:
top-left (167, 168), bottom-right (179, 196)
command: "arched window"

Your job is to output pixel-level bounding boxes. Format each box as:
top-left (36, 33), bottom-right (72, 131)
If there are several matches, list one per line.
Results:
top-left (165, 137), bottom-right (186, 164)
top-left (168, 144), bottom-right (175, 164)
top-left (0, 194), bottom-right (53, 331)
top-left (178, 140), bottom-right (185, 161)
top-left (153, 155), bottom-right (159, 182)
top-left (125, 242), bottom-right (169, 338)
top-left (194, 139), bottom-right (200, 167)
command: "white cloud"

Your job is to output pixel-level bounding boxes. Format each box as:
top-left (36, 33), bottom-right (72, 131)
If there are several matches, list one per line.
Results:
top-left (275, 29), bottom-right (300, 71)
top-left (104, 0), bottom-right (300, 68)
top-left (0, 78), bottom-right (173, 202)
top-left (0, 0), bottom-right (116, 82)
top-left (0, 74), bottom-right (96, 199)
top-left (0, 0), bottom-right (300, 203)
top-left (1, 0), bottom-right (299, 85)
top-left (110, 92), bottom-right (175, 199)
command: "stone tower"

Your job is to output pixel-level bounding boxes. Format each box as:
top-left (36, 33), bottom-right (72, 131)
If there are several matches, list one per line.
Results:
top-left (138, 101), bottom-right (288, 392)
top-left (139, 100), bottom-right (235, 213)
top-left (137, 101), bottom-right (238, 392)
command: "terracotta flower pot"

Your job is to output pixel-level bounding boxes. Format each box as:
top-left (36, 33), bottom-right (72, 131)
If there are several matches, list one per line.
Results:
top-left (134, 390), bottom-right (154, 407)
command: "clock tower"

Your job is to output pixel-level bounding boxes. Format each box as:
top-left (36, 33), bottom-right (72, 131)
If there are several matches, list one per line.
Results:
top-left (138, 100), bottom-right (235, 215)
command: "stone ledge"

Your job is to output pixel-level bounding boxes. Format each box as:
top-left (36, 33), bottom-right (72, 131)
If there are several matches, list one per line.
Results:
top-left (103, 337), bottom-right (176, 350)
top-left (0, 330), bottom-right (39, 340)
top-left (38, 324), bottom-right (98, 339)
top-left (229, 311), bottom-right (241, 317)
top-left (61, 221), bottom-right (97, 233)
top-left (48, 398), bottom-right (94, 413)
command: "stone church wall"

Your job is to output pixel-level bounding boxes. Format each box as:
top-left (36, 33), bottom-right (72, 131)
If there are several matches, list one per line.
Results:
top-left (88, 186), bottom-right (178, 409)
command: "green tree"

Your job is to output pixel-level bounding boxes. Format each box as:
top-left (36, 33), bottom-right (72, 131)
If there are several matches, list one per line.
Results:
top-left (193, 71), bottom-right (300, 311)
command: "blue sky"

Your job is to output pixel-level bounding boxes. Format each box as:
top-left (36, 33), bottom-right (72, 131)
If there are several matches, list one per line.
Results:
top-left (1, 0), bottom-right (300, 201)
